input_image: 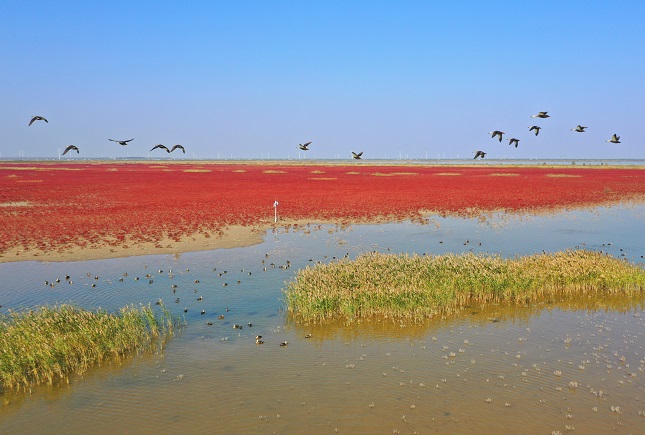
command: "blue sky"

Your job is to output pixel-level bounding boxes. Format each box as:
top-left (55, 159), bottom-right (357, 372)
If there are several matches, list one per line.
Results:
top-left (1, 1), bottom-right (643, 160)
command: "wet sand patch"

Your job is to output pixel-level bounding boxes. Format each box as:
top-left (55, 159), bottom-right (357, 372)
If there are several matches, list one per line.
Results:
top-left (0, 201), bottom-right (32, 207)
top-left (372, 172), bottom-right (418, 176)
top-left (546, 173), bottom-right (582, 178)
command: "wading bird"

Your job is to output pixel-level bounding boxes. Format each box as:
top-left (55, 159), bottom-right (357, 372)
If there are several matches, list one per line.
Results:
top-left (473, 150), bottom-right (486, 159)
top-left (109, 138), bottom-right (134, 145)
top-left (489, 130), bottom-right (505, 142)
top-left (529, 125), bottom-right (541, 136)
top-left (171, 144), bottom-right (185, 153)
top-left (531, 111), bottom-right (550, 119)
top-left (571, 125), bottom-right (587, 133)
top-left (298, 142), bottom-right (311, 151)
top-left (29, 115), bottom-right (48, 126)
top-left (352, 151), bottom-right (363, 159)
top-left (62, 145), bottom-right (79, 155)
top-left (508, 138), bottom-right (520, 148)
top-left (150, 144), bottom-right (171, 153)
top-left (606, 134), bottom-right (621, 144)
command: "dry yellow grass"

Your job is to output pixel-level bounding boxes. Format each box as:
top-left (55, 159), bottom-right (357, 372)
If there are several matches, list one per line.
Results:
top-left (285, 250), bottom-right (645, 323)
top-left (434, 172), bottom-right (462, 176)
top-left (0, 303), bottom-right (180, 391)
top-left (183, 169), bottom-right (212, 173)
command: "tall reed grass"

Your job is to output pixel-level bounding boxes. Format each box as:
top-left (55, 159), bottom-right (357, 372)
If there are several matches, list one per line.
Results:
top-left (284, 250), bottom-right (645, 323)
top-left (0, 303), bottom-right (179, 391)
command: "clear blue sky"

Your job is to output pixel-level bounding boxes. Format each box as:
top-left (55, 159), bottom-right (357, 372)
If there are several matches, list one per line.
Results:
top-left (1, 1), bottom-right (643, 160)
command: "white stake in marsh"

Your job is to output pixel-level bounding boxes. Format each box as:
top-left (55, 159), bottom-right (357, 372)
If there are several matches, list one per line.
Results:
top-left (273, 200), bottom-right (279, 223)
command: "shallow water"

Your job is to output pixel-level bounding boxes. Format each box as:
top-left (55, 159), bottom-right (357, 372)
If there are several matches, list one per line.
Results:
top-left (1, 204), bottom-right (644, 433)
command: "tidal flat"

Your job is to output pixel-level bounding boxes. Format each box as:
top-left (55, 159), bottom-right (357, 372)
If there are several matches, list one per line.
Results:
top-left (0, 203), bottom-right (644, 433)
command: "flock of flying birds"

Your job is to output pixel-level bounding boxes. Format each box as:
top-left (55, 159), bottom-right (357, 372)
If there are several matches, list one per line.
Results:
top-left (298, 141), bottom-right (363, 160)
top-left (29, 112), bottom-right (622, 160)
top-left (28, 115), bottom-right (186, 156)
top-left (474, 111), bottom-right (622, 159)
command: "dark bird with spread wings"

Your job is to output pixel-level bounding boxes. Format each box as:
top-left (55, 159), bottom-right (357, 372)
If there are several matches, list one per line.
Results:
top-left (529, 125), bottom-right (541, 136)
top-left (150, 144), bottom-right (171, 153)
top-left (508, 138), bottom-right (520, 148)
top-left (473, 150), bottom-right (486, 159)
top-left (352, 151), bottom-right (363, 159)
top-left (606, 134), bottom-right (621, 144)
top-left (29, 116), bottom-right (48, 126)
top-left (109, 138), bottom-right (134, 146)
top-left (531, 111), bottom-right (550, 119)
top-left (62, 145), bottom-right (79, 155)
top-left (171, 144), bottom-right (185, 153)
top-left (571, 125), bottom-right (587, 133)
top-left (489, 130), bottom-right (505, 142)
top-left (298, 142), bottom-right (311, 151)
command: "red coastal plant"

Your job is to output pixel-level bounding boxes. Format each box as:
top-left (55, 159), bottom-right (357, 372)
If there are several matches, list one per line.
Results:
top-left (0, 162), bottom-right (643, 255)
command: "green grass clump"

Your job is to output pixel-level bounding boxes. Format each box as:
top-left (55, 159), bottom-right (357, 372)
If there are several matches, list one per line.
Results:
top-left (284, 250), bottom-right (645, 322)
top-left (0, 303), bottom-right (180, 391)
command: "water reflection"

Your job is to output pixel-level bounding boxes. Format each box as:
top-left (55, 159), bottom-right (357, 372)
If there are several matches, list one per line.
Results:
top-left (287, 292), bottom-right (645, 341)
top-left (0, 204), bottom-right (644, 433)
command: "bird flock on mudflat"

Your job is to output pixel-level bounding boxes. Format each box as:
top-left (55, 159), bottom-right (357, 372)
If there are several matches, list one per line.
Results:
top-left (474, 111), bottom-right (622, 159)
top-left (27, 115), bottom-right (186, 157)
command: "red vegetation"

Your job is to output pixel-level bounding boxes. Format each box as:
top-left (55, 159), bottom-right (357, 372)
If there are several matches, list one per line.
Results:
top-left (1, 162), bottom-right (644, 254)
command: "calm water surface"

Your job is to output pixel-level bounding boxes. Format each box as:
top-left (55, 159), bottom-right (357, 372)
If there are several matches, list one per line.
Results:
top-left (1, 204), bottom-right (644, 433)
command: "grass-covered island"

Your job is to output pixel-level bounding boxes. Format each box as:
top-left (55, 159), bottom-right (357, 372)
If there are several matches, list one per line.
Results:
top-left (284, 250), bottom-right (645, 323)
top-left (0, 303), bottom-right (179, 391)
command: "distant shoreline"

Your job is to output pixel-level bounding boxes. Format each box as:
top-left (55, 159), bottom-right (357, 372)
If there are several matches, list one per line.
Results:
top-left (2, 158), bottom-right (645, 168)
